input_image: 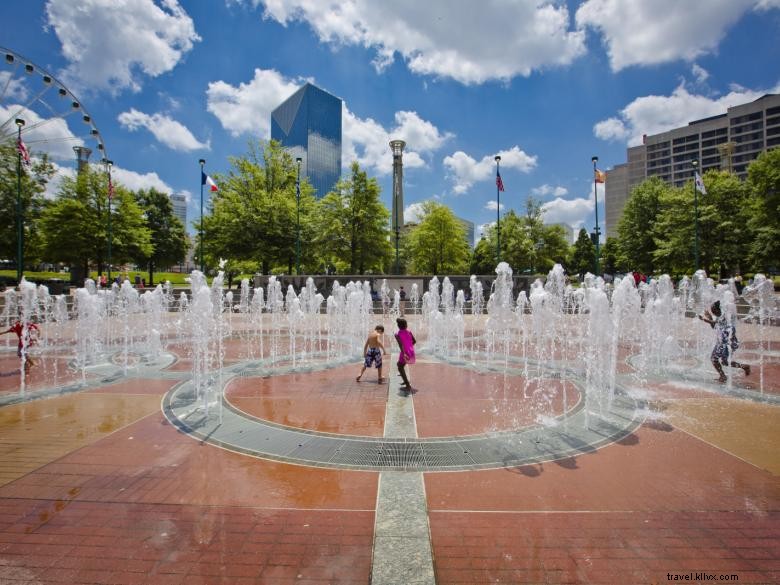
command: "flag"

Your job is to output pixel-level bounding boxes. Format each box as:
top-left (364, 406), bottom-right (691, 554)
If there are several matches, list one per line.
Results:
top-left (496, 170), bottom-right (505, 192)
top-left (694, 172), bottom-right (707, 195)
top-left (17, 136), bottom-right (31, 168)
top-left (108, 175), bottom-right (115, 200)
top-left (201, 172), bottom-right (218, 192)
top-left (594, 169), bottom-right (606, 183)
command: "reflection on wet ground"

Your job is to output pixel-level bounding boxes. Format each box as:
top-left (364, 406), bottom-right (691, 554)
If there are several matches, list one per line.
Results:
top-left (0, 318), bottom-right (777, 584)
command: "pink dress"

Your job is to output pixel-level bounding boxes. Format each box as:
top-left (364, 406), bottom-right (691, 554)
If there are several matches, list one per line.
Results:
top-left (395, 330), bottom-right (416, 366)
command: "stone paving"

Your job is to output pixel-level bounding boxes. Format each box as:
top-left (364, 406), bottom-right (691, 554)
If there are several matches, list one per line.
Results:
top-left (0, 316), bottom-right (778, 584)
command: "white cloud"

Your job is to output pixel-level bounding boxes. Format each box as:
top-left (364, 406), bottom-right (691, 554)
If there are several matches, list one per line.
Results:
top-left (0, 72), bottom-right (28, 102)
top-left (484, 200), bottom-right (504, 211)
top-left (206, 68), bottom-right (451, 176)
top-left (0, 104), bottom-right (84, 161)
top-left (594, 82), bottom-right (780, 146)
top-left (576, 0), bottom-right (757, 71)
top-left (246, 0), bottom-right (585, 84)
top-left (540, 182), bottom-right (604, 229)
top-left (478, 222), bottom-right (495, 236)
top-left (46, 0), bottom-right (200, 93)
top-left (691, 63), bottom-right (710, 85)
top-left (343, 108), bottom-right (452, 176)
top-left (531, 184), bottom-right (568, 198)
top-left (404, 202), bottom-right (425, 223)
top-left (207, 68), bottom-right (306, 138)
top-left (443, 146), bottom-right (537, 194)
top-left (41, 161), bottom-right (76, 200)
top-left (111, 166), bottom-right (173, 194)
top-left (118, 108), bottom-right (210, 152)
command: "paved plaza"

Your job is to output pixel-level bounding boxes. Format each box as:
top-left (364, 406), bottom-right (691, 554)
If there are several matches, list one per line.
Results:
top-left (0, 315), bottom-right (778, 584)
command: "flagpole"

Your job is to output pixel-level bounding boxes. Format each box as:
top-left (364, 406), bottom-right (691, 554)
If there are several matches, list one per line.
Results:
top-left (494, 155), bottom-right (501, 266)
top-left (295, 157), bottom-right (302, 276)
top-left (591, 156), bottom-right (601, 276)
top-left (199, 159), bottom-right (205, 273)
top-left (15, 118), bottom-right (25, 285)
top-left (105, 159), bottom-right (113, 285)
top-left (691, 159), bottom-right (699, 270)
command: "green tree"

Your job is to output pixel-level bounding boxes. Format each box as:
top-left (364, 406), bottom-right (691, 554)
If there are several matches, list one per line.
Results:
top-left (571, 228), bottom-right (596, 277)
top-left (39, 166), bottom-right (152, 277)
top-left (200, 140), bottom-right (317, 275)
top-left (746, 148), bottom-right (780, 271)
top-left (616, 177), bottom-right (668, 273)
top-left (0, 142), bottom-right (55, 270)
top-left (405, 201), bottom-right (470, 274)
top-left (315, 161), bottom-right (391, 274)
top-left (134, 188), bottom-right (187, 286)
top-left (601, 236), bottom-right (621, 275)
top-left (470, 236), bottom-right (496, 274)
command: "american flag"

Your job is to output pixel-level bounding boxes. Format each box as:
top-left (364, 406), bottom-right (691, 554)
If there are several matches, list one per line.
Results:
top-left (17, 136), bottom-right (31, 168)
top-left (108, 175), bottom-right (115, 199)
top-left (496, 170), bottom-right (505, 192)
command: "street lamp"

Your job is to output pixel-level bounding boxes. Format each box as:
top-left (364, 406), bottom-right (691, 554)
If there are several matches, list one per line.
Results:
top-left (591, 155), bottom-right (601, 276)
top-left (494, 155), bottom-right (501, 266)
top-left (295, 157), bottom-right (302, 275)
top-left (199, 159), bottom-right (205, 273)
top-left (691, 159), bottom-right (699, 270)
top-left (15, 118), bottom-right (25, 285)
top-left (104, 159), bottom-right (114, 284)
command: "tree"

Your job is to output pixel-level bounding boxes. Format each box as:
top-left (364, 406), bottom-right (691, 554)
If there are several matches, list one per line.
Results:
top-left (39, 166), bottom-right (152, 278)
top-left (405, 201), bottom-right (470, 274)
top-left (470, 237), bottom-right (496, 274)
top-left (0, 142), bottom-right (55, 270)
top-left (134, 189), bottom-right (187, 286)
top-left (571, 228), bottom-right (596, 277)
top-left (600, 236), bottom-right (621, 275)
top-left (200, 140), bottom-right (317, 275)
top-left (616, 177), bottom-right (668, 274)
top-left (746, 148), bottom-right (780, 271)
top-left (314, 161), bottom-right (392, 274)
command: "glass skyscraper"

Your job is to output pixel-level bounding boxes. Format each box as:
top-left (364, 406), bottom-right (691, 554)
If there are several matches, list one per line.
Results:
top-left (271, 83), bottom-right (342, 198)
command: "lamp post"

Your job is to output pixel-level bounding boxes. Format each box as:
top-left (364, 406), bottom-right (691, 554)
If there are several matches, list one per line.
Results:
top-left (494, 155), bottom-right (501, 266)
top-left (15, 118), bottom-right (25, 285)
top-left (104, 159), bottom-right (113, 284)
top-left (295, 157), bottom-right (302, 275)
top-left (199, 159), bottom-right (205, 273)
top-left (390, 140), bottom-right (406, 275)
top-left (591, 156), bottom-right (601, 276)
top-left (691, 159), bottom-right (699, 270)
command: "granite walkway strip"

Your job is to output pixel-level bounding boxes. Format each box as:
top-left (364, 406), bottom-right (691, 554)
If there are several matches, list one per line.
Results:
top-left (371, 369), bottom-right (435, 585)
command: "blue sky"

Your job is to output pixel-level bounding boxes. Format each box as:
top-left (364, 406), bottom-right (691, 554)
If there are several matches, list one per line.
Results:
top-left (1, 0), bottom-right (779, 244)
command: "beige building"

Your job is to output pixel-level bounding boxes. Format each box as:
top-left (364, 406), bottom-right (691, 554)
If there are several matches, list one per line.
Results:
top-left (605, 93), bottom-right (780, 237)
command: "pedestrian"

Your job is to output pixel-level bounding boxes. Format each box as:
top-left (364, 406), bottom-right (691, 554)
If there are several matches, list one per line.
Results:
top-left (356, 325), bottom-right (387, 383)
top-left (394, 317), bottom-right (416, 391)
top-left (698, 300), bottom-right (750, 383)
top-left (1, 317), bottom-right (39, 371)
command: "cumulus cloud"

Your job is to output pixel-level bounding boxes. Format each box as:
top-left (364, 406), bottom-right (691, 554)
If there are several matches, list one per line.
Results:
top-left (478, 221), bottom-right (496, 237)
top-left (404, 202), bottom-right (426, 223)
top-left (443, 146), bottom-right (537, 194)
top-left (111, 166), bottom-right (174, 194)
top-left (691, 63), bottom-right (710, 85)
top-left (207, 68), bottom-right (451, 176)
top-left (531, 184), bottom-right (568, 198)
top-left (0, 104), bottom-right (84, 161)
top-left (343, 108), bottom-right (452, 176)
top-left (594, 82), bottom-right (780, 146)
top-left (41, 161), bottom-right (76, 200)
top-left (45, 0), bottom-right (200, 93)
top-left (118, 108), bottom-right (210, 151)
top-left (240, 0), bottom-right (585, 84)
top-left (541, 183), bottom-right (604, 230)
top-left (576, 0), bottom-right (758, 71)
top-left (484, 200), bottom-right (504, 211)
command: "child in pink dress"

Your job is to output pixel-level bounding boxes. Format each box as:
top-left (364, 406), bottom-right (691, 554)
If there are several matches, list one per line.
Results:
top-left (394, 317), bottom-right (416, 390)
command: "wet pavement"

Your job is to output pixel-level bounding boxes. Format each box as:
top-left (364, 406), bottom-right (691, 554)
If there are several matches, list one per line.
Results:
top-left (0, 317), bottom-right (778, 584)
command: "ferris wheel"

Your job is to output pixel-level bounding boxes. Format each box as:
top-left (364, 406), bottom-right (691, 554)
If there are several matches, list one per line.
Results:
top-left (0, 46), bottom-right (108, 167)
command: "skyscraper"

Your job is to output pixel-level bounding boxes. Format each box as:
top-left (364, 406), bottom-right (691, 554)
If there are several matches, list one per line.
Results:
top-left (169, 193), bottom-right (187, 228)
top-left (271, 83), bottom-right (342, 198)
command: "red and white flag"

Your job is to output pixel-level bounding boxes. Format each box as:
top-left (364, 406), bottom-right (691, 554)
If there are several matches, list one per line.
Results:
top-left (17, 136), bottom-right (31, 168)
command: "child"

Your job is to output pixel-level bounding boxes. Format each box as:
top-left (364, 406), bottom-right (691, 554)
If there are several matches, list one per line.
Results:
top-left (357, 325), bottom-right (387, 383)
top-left (698, 300), bottom-right (750, 383)
top-left (2, 319), bottom-right (39, 371)
top-left (394, 317), bottom-right (416, 390)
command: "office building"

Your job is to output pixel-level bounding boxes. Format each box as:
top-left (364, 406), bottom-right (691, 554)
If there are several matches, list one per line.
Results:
top-left (271, 83), bottom-right (342, 197)
top-left (457, 217), bottom-right (476, 248)
top-left (606, 93), bottom-right (780, 236)
top-left (170, 193), bottom-right (187, 228)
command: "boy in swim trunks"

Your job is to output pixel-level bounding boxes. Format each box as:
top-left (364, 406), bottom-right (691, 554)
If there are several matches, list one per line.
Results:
top-left (2, 319), bottom-right (39, 371)
top-left (357, 325), bottom-right (387, 383)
